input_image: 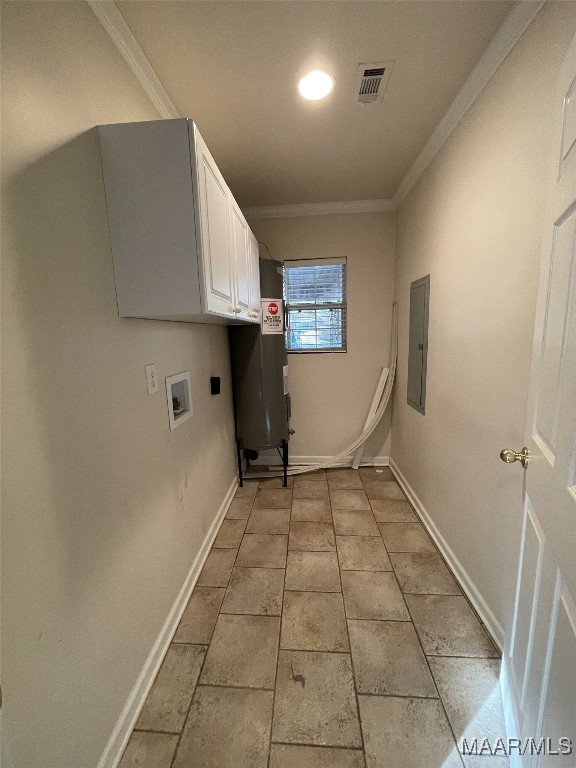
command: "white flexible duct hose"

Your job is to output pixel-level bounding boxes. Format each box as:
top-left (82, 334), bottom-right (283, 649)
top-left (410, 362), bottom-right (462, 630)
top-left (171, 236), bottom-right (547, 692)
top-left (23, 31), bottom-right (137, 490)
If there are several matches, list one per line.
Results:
top-left (247, 301), bottom-right (398, 478)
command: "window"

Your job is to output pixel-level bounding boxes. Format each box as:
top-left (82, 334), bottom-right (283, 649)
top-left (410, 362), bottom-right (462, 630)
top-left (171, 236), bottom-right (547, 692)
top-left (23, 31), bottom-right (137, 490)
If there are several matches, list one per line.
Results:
top-left (283, 258), bottom-right (347, 352)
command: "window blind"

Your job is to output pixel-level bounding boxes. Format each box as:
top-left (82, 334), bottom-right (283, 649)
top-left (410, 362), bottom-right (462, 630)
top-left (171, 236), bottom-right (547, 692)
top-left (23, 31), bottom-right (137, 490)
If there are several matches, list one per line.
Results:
top-left (283, 259), bottom-right (347, 352)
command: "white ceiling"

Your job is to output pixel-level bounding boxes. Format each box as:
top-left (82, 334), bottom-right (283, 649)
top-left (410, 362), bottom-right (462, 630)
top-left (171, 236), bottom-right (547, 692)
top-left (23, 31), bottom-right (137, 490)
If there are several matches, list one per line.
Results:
top-left (116, 1), bottom-right (515, 208)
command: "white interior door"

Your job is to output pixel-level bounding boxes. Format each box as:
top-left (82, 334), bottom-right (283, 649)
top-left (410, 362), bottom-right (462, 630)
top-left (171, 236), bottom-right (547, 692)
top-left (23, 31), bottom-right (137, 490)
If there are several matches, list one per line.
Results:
top-left (504, 32), bottom-right (576, 765)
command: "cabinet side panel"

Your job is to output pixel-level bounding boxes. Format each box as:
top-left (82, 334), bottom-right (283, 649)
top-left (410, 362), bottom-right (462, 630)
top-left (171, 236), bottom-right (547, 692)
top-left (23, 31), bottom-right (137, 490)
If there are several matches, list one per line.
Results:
top-left (98, 119), bottom-right (202, 317)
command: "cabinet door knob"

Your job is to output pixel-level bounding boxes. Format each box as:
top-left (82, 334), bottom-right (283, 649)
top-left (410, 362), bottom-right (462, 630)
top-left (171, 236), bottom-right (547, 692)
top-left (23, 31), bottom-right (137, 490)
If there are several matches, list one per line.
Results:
top-left (249, 311), bottom-right (259, 318)
top-left (232, 306), bottom-right (242, 314)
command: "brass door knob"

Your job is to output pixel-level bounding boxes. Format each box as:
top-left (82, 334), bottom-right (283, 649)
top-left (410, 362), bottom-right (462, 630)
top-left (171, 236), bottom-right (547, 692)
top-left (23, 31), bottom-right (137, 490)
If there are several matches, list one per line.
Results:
top-left (500, 447), bottom-right (529, 468)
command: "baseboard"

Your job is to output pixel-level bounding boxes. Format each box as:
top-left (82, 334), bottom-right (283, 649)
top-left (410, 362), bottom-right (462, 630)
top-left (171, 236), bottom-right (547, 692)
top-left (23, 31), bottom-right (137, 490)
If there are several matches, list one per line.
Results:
top-left (251, 454), bottom-right (390, 468)
top-left (389, 458), bottom-right (504, 650)
top-left (97, 475), bottom-right (238, 768)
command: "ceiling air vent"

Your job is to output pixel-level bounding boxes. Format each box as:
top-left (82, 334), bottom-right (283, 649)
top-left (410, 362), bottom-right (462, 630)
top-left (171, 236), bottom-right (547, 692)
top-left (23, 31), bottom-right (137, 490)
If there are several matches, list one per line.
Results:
top-left (355, 61), bottom-right (394, 105)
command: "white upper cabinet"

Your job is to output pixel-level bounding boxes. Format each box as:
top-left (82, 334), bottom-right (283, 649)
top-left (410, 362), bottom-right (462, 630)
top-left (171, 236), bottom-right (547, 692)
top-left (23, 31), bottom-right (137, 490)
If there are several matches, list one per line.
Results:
top-left (98, 118), bottom-right (260, 324)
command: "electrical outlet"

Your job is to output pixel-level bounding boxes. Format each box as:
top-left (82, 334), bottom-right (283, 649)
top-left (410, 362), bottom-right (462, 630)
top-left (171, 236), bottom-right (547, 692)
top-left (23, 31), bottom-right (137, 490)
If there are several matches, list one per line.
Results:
top-left (145, 364), bottom-right (159, 395)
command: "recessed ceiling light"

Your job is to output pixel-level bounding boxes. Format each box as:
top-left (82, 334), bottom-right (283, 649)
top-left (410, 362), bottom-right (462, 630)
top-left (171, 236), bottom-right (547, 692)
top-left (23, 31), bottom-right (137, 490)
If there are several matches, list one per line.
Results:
top-left (298, 70), bottom-right (334, 101)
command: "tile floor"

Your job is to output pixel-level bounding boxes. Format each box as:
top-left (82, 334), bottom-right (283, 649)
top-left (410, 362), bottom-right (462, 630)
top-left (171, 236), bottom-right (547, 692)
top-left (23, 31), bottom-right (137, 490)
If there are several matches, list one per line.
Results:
top-left (119, 467), bottom-right (508, 768)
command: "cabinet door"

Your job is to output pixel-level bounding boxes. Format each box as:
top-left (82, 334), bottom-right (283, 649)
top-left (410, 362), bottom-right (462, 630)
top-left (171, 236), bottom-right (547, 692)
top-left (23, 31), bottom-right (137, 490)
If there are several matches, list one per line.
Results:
top-left (248, 235), bottom-right (261, 323)
top-left (193, 128), bottom-right (234, 317)
top-left (229, 199), bottom-right (251, 320)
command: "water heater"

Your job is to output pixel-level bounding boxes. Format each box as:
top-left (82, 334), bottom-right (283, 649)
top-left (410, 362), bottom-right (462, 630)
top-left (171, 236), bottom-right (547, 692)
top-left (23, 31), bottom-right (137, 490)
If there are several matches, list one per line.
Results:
top-left (229, 258), bottom-right (290, 484)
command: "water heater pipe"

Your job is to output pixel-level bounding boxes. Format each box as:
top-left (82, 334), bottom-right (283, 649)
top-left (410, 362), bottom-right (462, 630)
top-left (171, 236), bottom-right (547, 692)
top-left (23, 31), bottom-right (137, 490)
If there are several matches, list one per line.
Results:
top-left (246, 301), bottom-right (398, 478)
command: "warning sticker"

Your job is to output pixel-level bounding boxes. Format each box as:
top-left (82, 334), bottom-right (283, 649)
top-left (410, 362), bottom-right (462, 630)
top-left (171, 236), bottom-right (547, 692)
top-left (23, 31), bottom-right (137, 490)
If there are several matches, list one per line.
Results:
top-left (261, 298), bottom-right (284, 335)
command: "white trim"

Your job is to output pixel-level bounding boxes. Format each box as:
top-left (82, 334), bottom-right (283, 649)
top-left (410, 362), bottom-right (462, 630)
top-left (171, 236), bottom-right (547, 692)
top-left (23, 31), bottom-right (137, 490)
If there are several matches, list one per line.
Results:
top-left (87, 0), bottom-right (179, 119)
top-left (392, 0), bottom-right (545, 207)
top-left (165, 371), bottom-right (193, 431)
top-left (242, 199), bottom-right (394, 219)
top-left (284, 256), bottom-right (346, 267)
top-left (97, 475), bottom-right (238, 768)
top-left (389, 458), bottom-right (504, 649)
top-left (251, 454), bottom-right (390, 468)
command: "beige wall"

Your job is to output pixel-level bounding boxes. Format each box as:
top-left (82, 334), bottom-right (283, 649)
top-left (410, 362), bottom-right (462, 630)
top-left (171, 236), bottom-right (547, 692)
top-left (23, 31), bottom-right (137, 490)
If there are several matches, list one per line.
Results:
top-left (1, 4), bottom-right (237, 767)
top-left (249, 213), bottom-right (395, 464)
top-left (392, 1), bottom-right (576, 637)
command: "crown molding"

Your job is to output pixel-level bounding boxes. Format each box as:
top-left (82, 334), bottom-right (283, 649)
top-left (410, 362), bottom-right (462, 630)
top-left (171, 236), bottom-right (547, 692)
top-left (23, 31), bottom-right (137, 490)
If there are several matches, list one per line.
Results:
top-left (89, 0), bottom-right (545, 215)
top-left (392, 0), bottom-right (546, 208)
top-left (242, 199), bottom-right (395, 219)
top-left (87, 0), bottom-right (179, 119)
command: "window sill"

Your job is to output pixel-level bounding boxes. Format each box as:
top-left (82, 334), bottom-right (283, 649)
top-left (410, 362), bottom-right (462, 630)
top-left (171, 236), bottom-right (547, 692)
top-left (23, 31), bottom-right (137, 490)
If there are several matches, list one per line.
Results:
top-left (287, 349), bottom-right (347, 354)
